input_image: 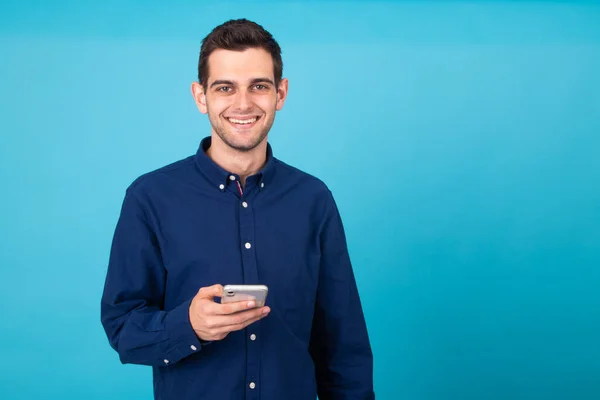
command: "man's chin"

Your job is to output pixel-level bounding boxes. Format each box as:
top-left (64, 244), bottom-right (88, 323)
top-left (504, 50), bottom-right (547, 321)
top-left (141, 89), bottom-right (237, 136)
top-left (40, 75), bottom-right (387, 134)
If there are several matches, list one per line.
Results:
top-left (221, 135), bottom-right (265, 152)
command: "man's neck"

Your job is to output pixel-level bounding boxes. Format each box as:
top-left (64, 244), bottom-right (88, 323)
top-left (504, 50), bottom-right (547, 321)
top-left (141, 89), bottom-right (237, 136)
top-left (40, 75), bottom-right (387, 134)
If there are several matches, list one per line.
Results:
top-left (206, 133), bottom-right (268, 186)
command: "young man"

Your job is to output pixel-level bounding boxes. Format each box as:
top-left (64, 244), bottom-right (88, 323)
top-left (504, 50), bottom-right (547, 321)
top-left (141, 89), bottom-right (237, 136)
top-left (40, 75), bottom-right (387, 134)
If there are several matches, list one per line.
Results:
top-left (101, 19), bottom-right (374, 400)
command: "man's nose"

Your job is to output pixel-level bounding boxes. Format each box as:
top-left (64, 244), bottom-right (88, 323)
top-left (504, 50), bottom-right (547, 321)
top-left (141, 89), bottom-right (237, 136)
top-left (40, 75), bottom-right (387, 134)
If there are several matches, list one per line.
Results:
top-left (233, 90), bottom-right (252, 111)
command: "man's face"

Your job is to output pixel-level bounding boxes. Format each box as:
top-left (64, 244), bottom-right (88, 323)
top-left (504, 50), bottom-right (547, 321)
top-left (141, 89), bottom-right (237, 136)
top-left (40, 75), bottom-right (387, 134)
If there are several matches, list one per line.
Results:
top-left (192, 48), bottom-right (288, 152)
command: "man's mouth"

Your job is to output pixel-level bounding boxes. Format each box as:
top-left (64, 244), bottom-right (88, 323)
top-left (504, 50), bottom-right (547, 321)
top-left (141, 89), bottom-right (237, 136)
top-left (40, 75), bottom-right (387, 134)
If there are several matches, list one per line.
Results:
top-left (227, 116), bottom-right (260, 126)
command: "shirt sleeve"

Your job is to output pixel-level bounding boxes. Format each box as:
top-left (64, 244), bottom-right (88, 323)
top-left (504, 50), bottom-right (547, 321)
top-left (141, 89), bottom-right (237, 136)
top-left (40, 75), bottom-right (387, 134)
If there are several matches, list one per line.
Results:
top-left (309, 190), bottom-right (375, 399)
top-left (100, 189), bottom-right (203, 367)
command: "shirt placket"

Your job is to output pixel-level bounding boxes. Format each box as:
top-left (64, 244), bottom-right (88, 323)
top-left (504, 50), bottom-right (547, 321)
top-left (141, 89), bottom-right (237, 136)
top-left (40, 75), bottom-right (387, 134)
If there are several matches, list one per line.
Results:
top-left (229, 174), bottom-right (261, 399)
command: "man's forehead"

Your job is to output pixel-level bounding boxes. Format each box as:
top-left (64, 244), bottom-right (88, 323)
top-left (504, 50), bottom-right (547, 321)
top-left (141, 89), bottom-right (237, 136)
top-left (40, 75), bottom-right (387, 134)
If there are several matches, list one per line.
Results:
top-left (207, 48), bottom-right (275, 82)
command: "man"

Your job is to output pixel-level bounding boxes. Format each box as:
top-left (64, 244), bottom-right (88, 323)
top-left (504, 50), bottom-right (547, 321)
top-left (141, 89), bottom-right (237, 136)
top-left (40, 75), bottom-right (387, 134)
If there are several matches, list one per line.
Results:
top-left (101, 18), bottom-right (374, 400)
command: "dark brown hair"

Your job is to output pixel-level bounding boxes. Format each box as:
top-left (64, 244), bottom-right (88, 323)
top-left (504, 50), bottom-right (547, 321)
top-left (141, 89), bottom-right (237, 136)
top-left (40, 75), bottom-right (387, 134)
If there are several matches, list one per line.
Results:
top-left (198, 19), bottom-right (283, 89)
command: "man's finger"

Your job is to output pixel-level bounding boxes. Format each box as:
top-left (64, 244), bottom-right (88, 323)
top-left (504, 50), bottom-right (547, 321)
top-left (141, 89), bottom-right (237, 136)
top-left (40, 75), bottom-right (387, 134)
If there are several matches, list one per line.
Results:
top-left (214, 300), bottom-right (259, 315)
top-left (208, 307), bottom-right (270, 329)
top-left (216, 308), bottom-right (270, 334)
top-left (202, 299), bottom-right (257, 316)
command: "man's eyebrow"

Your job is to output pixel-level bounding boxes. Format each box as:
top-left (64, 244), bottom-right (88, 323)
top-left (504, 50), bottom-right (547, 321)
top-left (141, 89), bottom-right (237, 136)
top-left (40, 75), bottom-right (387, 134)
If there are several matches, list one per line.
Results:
top-left (210, 80), bottom-right (234, 88)
top-left (209, 77), bottom-right (275, 89)
top-left (250, 77), bottom-right (275, 85)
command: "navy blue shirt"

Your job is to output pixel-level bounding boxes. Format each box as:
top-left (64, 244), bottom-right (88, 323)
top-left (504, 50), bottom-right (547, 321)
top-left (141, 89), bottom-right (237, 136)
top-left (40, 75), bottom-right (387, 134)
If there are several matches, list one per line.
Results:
top-left (101, 137), bottom-right (374, 399)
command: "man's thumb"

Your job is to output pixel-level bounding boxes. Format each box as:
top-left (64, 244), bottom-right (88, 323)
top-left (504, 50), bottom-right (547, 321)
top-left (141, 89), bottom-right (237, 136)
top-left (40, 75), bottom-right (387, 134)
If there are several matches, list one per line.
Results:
top-left (197, 284), bottom-right (223, 299)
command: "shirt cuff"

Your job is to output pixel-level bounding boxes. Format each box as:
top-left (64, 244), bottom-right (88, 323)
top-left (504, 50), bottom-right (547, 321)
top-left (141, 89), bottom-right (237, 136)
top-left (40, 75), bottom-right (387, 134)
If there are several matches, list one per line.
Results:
top-left (162, 296), bottom-right (203, 365)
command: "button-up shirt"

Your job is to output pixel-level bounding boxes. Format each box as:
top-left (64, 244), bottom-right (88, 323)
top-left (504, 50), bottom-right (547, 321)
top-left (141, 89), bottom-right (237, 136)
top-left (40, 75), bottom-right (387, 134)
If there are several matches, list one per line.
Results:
top-left (100, 137), bottom-right (374, 399)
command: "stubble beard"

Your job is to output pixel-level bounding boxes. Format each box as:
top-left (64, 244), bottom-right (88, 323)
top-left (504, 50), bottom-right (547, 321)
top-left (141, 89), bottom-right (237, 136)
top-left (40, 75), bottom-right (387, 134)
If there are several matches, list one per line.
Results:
top-left (208, 107), bottom-right (275, 153)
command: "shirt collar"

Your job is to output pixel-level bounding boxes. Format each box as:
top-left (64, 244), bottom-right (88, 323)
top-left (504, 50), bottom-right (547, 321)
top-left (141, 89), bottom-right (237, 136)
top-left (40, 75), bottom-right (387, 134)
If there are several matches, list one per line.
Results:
top-left (194, 136), bottom-right (276, 191)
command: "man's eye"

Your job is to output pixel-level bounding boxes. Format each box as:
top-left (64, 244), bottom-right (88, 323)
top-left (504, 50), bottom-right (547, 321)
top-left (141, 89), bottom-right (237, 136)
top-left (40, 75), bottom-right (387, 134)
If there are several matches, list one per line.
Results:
top-left (217, 87), bottom-right (231, 92)
top-left (254, 84), bottom-right (268, 90)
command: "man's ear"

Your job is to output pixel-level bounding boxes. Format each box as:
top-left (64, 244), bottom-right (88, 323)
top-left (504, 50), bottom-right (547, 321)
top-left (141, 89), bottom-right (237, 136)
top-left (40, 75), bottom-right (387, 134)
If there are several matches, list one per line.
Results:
top-left (191, 82), bottom-right (208, 114)
top-left (275, 78), bottom-right (289, 111)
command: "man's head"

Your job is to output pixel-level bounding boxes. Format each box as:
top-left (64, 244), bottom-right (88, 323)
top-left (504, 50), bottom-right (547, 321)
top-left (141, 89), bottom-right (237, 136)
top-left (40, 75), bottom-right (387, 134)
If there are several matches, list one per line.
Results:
top-left (191, 19), bottom-right (288, 152)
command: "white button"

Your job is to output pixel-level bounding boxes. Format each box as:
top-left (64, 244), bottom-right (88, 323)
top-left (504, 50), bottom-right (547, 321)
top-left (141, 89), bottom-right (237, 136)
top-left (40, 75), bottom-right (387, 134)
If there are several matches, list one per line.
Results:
top-left (190, 345), bottom-right (197, 351)
top-left (229, 175), bottom-right (236, 181)
top-left (250, 334), bottom-right (256, 341)
top-left (245, 242), bottom-right (251, 249)
top-left (249, 382), bottom-right (256, 389)
top-left (242, 202), bottom-right (248, 208)
top-left (163, 359), bottom-right (170, 365)
top-left (219, 184), bottom-right (225, 190)
top-left (260, 182), bottom-right (264, 188)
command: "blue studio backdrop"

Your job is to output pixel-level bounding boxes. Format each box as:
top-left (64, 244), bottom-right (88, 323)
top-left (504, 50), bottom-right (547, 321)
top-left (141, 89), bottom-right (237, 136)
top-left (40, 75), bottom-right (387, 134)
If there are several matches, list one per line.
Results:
top-left (1, 1), bottom-right (599, 399)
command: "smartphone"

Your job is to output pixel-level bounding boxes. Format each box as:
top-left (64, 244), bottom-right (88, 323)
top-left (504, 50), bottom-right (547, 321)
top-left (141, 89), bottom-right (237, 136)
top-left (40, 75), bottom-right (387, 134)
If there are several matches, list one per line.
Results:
top-left (221, 284), bottom-right (269, 307)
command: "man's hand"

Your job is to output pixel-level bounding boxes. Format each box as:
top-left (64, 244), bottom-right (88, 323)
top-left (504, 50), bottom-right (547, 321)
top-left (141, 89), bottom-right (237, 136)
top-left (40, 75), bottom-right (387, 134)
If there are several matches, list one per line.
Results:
top-left (189, 284), bottom-right (270, 341)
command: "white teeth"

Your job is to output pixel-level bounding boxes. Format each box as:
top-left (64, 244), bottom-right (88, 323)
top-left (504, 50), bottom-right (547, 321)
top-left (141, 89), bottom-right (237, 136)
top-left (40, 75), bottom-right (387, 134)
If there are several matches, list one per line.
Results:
top-left (228, 117), bottom-right (257, 124)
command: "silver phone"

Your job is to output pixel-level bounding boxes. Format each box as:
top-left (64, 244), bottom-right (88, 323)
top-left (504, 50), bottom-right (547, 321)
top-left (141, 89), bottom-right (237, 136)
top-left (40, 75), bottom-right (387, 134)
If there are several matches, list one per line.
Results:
top-left (221, 284), bottom-right (269, 307)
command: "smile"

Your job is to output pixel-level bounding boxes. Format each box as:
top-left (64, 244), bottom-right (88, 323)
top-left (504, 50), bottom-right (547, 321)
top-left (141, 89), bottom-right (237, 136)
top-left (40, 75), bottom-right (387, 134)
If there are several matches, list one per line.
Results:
top-left (227, 116), bottom-right (259, 125)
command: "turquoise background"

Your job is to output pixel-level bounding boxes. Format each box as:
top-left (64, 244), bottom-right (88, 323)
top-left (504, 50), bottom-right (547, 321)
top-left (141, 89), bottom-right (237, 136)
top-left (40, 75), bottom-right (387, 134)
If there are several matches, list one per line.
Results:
top-left (1, 1), bottom-right (599, 399)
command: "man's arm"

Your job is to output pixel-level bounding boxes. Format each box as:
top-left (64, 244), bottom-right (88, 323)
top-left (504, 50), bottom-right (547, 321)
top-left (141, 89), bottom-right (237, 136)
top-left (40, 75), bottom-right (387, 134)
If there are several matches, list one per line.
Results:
top-left (309, 190), bottom-right (375, 399)
top-left (100, 189), bottom-right (202, 367)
